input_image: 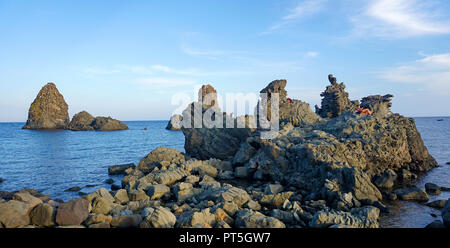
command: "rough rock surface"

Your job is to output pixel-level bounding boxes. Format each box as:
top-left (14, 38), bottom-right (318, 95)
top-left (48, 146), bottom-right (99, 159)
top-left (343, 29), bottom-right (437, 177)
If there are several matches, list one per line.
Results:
top-left (315, 75), bottom-right (358, 118)
top-left (310, 206), bottom-right (379, 228)
top-left (68, 111), bottom-right (95, 131)
top-left (182, 85), bottom-right (256, 160)
top-left (166, 114), bottom-right (183, 131)
top-left (68, 111), bottom-right (128, 131)
top-left (136, 147), bottom-right (185, 174)
top-left (235, 209), bottom-right (285, 228)
top-left (108, 163), bottom-right (135, 175)
top-left (360, 94), bottom-right (394, 118)
top-left (258, 79), bottom-right (321, 127)
top-left (394, 187), bottom-right (429, 202)
top-left (91, 116), bottom-right (128, 131)
top-left (23, 83), bottom-right (70, 130)
top-left (56, 198), bottom-right (90, 226)
top-left (30, 203), bottom-right (55, 227)
top-left (0, 200), bottom-right (34, 228)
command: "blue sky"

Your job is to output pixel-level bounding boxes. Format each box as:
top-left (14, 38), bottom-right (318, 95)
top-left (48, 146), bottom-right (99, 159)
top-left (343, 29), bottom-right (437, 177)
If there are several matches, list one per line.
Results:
top-left (1, 0), bottom-right (450, 121)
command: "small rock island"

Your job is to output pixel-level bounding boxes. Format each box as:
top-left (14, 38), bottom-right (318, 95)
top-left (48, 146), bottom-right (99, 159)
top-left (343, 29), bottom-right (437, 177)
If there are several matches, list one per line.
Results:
top-left (23, 83), bottom-right (128, 131)
top-left (69, 111), bottom-right (128, 131)
top-left (23, 82), bottom-right (70, 130)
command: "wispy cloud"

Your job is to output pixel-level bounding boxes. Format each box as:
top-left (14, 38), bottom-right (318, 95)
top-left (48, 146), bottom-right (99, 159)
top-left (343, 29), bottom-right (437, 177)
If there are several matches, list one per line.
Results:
top-left (85, 64), bottom-right (203, 76)
top-left (378, 52), bottom-right (450, 94)
top-left (305, 51), bottom-right (319, 58)
top-left (351, 0), bottom-right (450, 38)
top-left (135, 77), bottom-right (196, 89)
top-left (263, 0), bottom-right (327, 34)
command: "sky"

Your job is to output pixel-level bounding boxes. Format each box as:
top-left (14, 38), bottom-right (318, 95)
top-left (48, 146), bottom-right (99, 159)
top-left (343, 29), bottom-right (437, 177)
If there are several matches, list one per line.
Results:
top-left (1, 0), bottom-right (450, 122)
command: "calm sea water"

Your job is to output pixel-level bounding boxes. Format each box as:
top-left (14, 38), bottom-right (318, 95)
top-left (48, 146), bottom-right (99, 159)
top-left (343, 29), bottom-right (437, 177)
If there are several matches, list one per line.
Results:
top-left (379, 117), bottom-right (450, 228)
top-left (0, 118), bottom-right (448, 227)
top-left (0, 121), bottom-right (184, 201)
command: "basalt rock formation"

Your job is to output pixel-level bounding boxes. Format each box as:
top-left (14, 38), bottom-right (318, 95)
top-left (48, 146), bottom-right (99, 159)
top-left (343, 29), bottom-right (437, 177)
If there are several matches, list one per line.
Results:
top-left (166, 114), bottom-right (183, 131)
top-left (4, 74), bottom-right (439, 229)
top-left (315, 74), bottom-right (358, 118)
top-left (181, 85), bottom-right (256, 160)
top-left (68, 111), bottom-right (128, 131)
top-left (257, 79), bottom-right (321, 127)
top-left (23, 83), bottom-right (70, 130)
top-left (178, 74), bottom-right (438, 227)
top-left (91, 116), bottom-right (128, 131)
top-left (68, 111), bottom-right (95, 131)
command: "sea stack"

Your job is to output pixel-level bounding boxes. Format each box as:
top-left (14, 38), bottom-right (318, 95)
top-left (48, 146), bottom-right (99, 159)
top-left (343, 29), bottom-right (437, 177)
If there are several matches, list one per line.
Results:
top-left (68, 111), bottom-right (128, 131)
top-left (23, 83), bottom-right (70, 130)
top-left (165, 114), bottom-right (183, 131)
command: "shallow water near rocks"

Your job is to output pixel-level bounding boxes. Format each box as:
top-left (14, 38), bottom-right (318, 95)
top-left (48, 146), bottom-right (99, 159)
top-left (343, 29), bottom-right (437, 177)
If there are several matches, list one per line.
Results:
top-left (379, 117), bottom-right (450, 228)
top-left (0, 117), bottom-right (449, 227)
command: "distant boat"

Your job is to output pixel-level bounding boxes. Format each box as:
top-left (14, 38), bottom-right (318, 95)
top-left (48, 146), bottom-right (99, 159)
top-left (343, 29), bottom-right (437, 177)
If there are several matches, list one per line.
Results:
top-left (437, 119), bottom-right (444, 121)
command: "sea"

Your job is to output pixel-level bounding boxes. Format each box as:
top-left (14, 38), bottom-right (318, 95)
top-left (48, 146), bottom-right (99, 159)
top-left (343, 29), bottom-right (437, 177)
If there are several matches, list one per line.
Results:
top-left (0, 117), bottom-right (448, 228)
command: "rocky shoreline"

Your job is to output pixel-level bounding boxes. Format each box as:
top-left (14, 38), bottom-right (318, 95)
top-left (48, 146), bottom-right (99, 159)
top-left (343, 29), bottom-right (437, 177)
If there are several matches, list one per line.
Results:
top-left (1, 75), bottom-right (449, 228)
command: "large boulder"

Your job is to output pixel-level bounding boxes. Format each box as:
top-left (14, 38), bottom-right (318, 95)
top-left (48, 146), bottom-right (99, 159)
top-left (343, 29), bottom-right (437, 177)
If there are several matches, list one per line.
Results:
top-left (142, 206), bottom-right (176, 228)
top-left (68, 111), bottom-right (128, 131)
top-left (55, 198), bottom-right (90, 226)
top-left (91, 116), bottom-right (128, 131)
top-left (30, 203), bottom-right (55, 227)
top-left (394, 187), bottom-right (429, 202)
top-left (373, 169), bottom-right (397, 189)
top-left (108, 163), bottom-right (135, 175)
top-left (68, 111), bottom-right (95, 131)
top-left (0, 200), bottom-right (35, 228)
top-left (23, 82), bottom-right (70, 129)
top-left (166, 114), bottom-right (183, 130)
top-left (136, 147), bottom-right (185, 173)
top-left (310, 206), bottom-right (379, 228)
top-left (235, 209), bottom-right (285, 228)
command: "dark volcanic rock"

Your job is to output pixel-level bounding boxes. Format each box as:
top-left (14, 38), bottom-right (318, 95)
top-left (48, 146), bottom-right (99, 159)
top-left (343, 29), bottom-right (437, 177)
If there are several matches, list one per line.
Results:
top-left (258, 79), bottom-right (321, 127)
top-left (182, 85), bottom-right (256, 160)
top-left (136, 147), bottom-right (185, 173)
top-left (23, 83), bottom-right (70, 130)
top-left (394, 187), bottom-right (429, 202)
top-left (425, 183), bottom-right (441, 195)
top-left (360, 94), bottom-right (393, 118)
top-left (64, 186), bottom-right (81, 192)
top-left (426, 200), bottom-right (447, 209)
top-left (315, 75), bottom-right (358, 118)
top-left (91, 116), bottom-right (128, 131)
top-left (68, 111), bottom-right (95, 131)
top-left (108, 163), bottom-right (135, 175)
top-left (166, 114), bottom-right (183, 131)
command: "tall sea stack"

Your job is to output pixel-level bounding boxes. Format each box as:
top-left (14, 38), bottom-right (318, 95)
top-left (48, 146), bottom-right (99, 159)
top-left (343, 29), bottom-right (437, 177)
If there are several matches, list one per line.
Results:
top-left (23, 82), bottom-right (70, 130)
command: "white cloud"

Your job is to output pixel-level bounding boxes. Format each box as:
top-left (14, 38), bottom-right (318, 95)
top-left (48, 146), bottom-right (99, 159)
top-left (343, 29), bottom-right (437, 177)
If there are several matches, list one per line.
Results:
top-left (379, 53), bottom-right (450, 94)
top-left (283, 0), bottom-right (327, 20)
top-left (305, 51), bottom-right (319, 58)
top-left (351, 0), bottom-right (450, 38)
top-left (263, 0), bottom-right (327, 34)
